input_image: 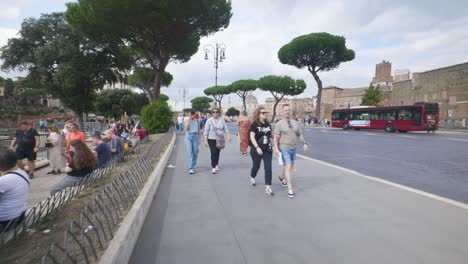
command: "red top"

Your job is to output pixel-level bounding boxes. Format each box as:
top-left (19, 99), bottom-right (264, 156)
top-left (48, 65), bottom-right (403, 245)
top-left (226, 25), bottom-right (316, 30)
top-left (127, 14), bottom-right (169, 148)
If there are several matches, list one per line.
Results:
top-left (135, 129), bottom-right (146, 141)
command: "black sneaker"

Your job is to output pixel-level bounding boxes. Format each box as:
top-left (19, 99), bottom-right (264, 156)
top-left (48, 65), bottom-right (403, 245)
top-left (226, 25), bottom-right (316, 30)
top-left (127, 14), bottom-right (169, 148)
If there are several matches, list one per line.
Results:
top-left (287, 189), bottom-right (295, 198)
top-left (279, 177), bottom-right (287, 186)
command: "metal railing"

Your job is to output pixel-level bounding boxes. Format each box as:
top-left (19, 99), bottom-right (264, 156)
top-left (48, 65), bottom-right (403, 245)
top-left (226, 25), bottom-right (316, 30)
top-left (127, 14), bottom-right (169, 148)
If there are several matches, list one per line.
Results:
top-left (39, 132), bottom-right (172, 263)
top-left (0, 135), bottom-right (151, 246)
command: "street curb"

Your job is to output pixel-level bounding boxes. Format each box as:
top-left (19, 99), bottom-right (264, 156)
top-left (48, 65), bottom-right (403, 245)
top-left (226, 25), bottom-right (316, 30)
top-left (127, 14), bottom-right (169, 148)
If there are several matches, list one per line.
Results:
top-left (98, 132), bottom-right (176, 264)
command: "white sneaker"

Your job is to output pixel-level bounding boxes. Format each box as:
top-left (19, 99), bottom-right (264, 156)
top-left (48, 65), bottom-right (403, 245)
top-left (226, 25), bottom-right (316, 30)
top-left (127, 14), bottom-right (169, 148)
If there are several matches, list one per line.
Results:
top-left (265, 186), bottom-right (274, 196)
top-left (189, 169), bottom-right (195, 174)
top-left (250, 178), bottom-right (256, 186)
top-left (211, 168), bottom-right (217, 174)
top-left (215, 165), bottom-right (220, 171)
top-left (287, 189), bottom-right (295, 198)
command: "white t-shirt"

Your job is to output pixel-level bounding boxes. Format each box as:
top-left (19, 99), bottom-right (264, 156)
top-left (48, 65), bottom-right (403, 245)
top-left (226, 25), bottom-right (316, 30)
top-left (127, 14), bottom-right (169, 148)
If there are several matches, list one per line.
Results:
top-left (177, 116), bottom-right (184, 124)
top-left (0, 169), bottom-right (30, 221)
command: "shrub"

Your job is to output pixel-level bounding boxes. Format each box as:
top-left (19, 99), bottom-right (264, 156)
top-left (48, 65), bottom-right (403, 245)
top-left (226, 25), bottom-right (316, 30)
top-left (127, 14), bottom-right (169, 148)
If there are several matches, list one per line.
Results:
top-left (140, 100), bottom-right (173, 134)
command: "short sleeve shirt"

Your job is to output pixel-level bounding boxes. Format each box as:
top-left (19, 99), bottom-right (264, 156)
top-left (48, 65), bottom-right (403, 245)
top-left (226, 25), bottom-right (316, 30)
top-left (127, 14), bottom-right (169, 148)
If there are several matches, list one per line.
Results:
top-left (15, 128), bottom-right (39, 150)
top-left (249, 122), bottom-right (272, 151)
top-left (135, 129), bottom-right (146, 140)
top-left (274, 118), bottom-right (302, 150)
top-left (0, 169), bottom-right (29, 221)
top-left (95, 142), bottom-right (112, 167)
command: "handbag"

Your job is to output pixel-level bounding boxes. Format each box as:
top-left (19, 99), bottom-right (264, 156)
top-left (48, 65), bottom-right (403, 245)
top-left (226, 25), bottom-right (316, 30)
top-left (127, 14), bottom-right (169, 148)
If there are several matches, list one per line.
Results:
top-left (215, 129), bottom-right (225, 150)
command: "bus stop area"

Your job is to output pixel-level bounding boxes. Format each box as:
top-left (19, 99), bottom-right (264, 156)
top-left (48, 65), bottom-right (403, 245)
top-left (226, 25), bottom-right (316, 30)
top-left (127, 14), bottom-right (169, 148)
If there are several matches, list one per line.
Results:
top-left (130, 134), bottom-right (468, 264)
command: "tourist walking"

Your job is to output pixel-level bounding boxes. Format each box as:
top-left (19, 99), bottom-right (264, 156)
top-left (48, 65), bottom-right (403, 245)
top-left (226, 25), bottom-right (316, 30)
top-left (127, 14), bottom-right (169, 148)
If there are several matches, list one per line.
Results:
top-left (273, 104), bottom-right (309, 198)
top-left (204, 108), bottom-right (232, 174)
top-left (177, 114), bottom-right (184, 131)
top-left (46, 125), bottom-right (66, 175)
top-left (0, 149), bottom-right (29, 232)
top-left (39, 118), bottom-right (46, 133)
top-left (184, 110), bottom-right (201, 174)
top-left (249, 107), bottom-right (274, 196)
top-left (9, 121), bottom-right (40, 179)
top-left (236, 111), bottom-right (251, 155)
top-left (50, 140), bottom-right (96, 195)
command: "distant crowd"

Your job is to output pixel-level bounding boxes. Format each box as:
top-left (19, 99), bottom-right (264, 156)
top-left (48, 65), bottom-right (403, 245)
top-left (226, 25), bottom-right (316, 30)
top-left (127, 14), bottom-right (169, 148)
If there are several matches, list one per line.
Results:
top-left (0, 119), bottom-right (148, 232)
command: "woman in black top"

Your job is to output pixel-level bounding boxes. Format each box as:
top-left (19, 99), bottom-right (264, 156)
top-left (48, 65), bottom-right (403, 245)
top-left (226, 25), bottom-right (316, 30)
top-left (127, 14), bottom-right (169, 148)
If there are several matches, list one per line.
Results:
top-left (249, 107), bottom-right (274, 196)
top-left (50, 140), bottom-right (96, 195)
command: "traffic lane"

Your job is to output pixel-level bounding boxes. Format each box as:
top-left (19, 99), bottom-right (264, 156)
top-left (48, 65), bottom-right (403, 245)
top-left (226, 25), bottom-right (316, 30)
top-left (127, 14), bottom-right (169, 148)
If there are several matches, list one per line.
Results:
top-left (303, 126), bottom-right (468, 140)
top-left (301, 128), bottom-right (468, 203)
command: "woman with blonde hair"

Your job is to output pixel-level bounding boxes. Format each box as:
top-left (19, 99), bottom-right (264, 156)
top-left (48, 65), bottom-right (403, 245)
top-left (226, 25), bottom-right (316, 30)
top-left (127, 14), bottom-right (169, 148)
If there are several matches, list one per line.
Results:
top-left (46, 125), bottom-right (66, 175)
top-left (50, 140), bottom-right (96, 195)
top-left (249, 107), bottom-right (274, 196)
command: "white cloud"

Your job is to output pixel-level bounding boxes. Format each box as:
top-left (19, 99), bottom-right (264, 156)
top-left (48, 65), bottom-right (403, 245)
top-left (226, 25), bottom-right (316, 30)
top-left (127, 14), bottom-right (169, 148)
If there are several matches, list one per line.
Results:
top-left (0, 7), bottom-right (20, 19)
top-left (2, 0), bottom-right (468, 110)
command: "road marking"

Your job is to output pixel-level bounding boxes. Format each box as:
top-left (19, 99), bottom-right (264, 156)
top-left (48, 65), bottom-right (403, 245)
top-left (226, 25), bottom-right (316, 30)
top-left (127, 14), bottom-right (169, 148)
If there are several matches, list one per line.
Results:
top-left (297, 154), bottom-right (468, 210)
top-left (400, 135), bottom-right (419, 139)
top-left (365, 133), bottom-right (377, 136)
top-left (320, 130), bottom-right (328, 133)
top-left (338, 131), bottom-right (349, 134)
top-left (447, 138), bottom-right (468, 142)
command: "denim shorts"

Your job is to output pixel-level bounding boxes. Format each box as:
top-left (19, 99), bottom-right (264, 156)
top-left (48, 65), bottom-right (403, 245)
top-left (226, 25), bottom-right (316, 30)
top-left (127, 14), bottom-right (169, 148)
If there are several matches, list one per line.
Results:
top-left (280, 149), bottom-right (296, 165)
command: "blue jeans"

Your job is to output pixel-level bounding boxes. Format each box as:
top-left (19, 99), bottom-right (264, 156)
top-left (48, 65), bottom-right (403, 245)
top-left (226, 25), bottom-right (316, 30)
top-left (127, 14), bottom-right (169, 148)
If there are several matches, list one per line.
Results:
top-left (178, 123), bottom-right (183, 131)
top-left (185, 133), bottom-right (199, 170)
top-left (280, 149), bottom-right (297, 165)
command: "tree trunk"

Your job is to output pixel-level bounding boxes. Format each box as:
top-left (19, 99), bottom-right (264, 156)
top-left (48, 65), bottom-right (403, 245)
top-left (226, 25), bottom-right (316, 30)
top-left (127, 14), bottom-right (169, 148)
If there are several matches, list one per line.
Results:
top-left (77, 110), bottom-right (85, 132)
top-left (242, 97), bottom-right (247, 112)
top-left (310, 70), bottom-right (323, 118)
top-left (272, 100), bottom-right (280, 123)
top-left (153, 68), bottom-right (162, 101)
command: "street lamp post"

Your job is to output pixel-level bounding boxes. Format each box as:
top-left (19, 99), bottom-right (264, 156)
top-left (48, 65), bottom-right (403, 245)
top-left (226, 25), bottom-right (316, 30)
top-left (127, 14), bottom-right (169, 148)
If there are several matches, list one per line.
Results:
top-left (204, 43), bottom-right (227, 107)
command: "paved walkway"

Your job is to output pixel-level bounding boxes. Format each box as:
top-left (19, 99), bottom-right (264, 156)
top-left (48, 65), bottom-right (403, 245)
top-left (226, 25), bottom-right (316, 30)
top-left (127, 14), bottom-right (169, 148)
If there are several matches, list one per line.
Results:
top-left (130, 134), bottom-right (468, 264)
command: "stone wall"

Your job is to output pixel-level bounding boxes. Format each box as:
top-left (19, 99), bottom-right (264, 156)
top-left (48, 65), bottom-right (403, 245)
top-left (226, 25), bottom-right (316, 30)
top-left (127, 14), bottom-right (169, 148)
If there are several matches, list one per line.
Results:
top-left (392, 62), bottom-right (468, 121)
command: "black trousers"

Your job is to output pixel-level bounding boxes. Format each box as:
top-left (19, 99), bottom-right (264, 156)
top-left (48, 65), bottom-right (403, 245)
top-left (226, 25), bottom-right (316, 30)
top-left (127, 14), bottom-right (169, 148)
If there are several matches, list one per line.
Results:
top-left (250, 147), bottom-right (272, 185)
top-left (208, 139), bottom-right (221, 168)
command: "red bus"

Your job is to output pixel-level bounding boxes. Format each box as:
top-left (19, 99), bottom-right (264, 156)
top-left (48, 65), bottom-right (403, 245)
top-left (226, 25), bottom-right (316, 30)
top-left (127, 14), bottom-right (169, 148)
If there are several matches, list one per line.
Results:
top-left (331, 102), bottom-right (439, 133)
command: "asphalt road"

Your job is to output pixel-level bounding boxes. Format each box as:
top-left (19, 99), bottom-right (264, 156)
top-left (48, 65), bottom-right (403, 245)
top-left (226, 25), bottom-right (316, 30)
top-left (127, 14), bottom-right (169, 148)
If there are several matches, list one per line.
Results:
top-left (226, 124), bottom-right (468, 204)
top-left (299, 126), bottom-right (468, 204)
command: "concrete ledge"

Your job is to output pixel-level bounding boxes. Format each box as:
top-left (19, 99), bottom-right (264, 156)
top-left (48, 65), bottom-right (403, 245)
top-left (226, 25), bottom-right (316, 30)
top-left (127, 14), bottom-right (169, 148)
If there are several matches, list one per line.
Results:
top-left (25, 159), bottom-right (49, 171)
top-left (99, 132), bottom-right (176, 264)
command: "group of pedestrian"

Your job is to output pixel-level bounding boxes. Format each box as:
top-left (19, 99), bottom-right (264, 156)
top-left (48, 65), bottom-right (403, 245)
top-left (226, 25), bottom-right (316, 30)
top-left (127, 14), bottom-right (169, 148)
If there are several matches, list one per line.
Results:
top-left (183, 104), bottom-right (307, 198)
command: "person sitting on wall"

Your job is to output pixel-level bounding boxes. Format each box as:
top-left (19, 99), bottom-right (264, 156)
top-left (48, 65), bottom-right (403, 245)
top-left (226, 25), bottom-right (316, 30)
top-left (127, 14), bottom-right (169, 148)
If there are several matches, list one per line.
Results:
top-left (0, 149), bottom-right (30, 232)
top-left (50, 140), bottom-right (96, 195)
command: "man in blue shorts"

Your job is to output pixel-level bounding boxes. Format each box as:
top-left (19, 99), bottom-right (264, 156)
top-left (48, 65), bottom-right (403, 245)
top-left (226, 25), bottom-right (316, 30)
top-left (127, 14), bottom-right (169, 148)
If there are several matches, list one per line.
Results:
top-left (273, 104), bottom-right (308, 198)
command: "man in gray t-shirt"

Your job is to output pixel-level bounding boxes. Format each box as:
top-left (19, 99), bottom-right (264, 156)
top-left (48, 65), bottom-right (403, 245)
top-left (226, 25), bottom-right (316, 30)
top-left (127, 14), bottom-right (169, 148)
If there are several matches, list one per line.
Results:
top-left (273, 104), bottom-right (308, 198)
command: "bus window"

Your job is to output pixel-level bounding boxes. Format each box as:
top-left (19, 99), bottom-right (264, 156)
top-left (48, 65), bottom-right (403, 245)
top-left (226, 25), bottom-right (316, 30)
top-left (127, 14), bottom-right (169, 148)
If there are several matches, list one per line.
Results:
top-left (398, 109), bottom-right (412, 120)
top-left (370, 110), bottom-right (382, 120)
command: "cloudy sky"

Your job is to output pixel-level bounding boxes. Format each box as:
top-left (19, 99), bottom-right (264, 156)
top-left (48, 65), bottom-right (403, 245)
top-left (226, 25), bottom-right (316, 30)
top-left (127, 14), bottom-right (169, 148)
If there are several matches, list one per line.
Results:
top-left (1, 0), bottom-right (468, 110)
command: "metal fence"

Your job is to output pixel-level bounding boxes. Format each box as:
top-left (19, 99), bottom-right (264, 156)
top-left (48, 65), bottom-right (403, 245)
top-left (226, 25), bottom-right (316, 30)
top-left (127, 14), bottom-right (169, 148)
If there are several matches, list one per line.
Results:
top-left (39, 132), bottom-right (172, 263)
top-left (0, 135), bottom-right (151, 246)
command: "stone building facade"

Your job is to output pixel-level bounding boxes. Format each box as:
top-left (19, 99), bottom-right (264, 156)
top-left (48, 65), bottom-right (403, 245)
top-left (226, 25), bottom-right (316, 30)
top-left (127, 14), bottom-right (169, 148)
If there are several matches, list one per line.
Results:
top-left (392, 62), bottom-right (468, 121)
top-left (372, 60), bottom-right (393, 85)
top-left (263, 97), bottom-right (314, 121)
top-left (320, 86), bottom-right (367, 118)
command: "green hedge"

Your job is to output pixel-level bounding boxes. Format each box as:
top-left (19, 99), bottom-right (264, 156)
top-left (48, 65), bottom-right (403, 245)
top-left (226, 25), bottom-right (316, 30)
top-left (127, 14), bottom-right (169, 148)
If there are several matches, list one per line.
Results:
top-left (140, 100), bottom-right (173, 134)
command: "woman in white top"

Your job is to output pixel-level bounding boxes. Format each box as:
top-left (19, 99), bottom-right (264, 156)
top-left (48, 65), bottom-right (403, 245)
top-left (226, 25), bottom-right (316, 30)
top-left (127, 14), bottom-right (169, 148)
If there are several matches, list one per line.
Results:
top-left (203, 108), bottom-right (232, 174)
top-left (0, 149), bottom-right (29, 231)
top-left (46, 125), bottom-right (66, 174)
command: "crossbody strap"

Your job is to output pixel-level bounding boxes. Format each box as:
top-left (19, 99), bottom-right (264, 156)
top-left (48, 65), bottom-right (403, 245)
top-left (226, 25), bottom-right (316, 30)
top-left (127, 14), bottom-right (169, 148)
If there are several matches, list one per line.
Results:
top-left (7, 172), bottom-right (30, 186)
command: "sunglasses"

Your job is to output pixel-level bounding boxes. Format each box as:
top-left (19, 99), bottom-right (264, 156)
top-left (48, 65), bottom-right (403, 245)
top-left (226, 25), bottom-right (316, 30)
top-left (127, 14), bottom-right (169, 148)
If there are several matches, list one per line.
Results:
top-left (260, 112), bottom-right (268, 114)
top-left (213, 111), bottom-right (219, 113)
